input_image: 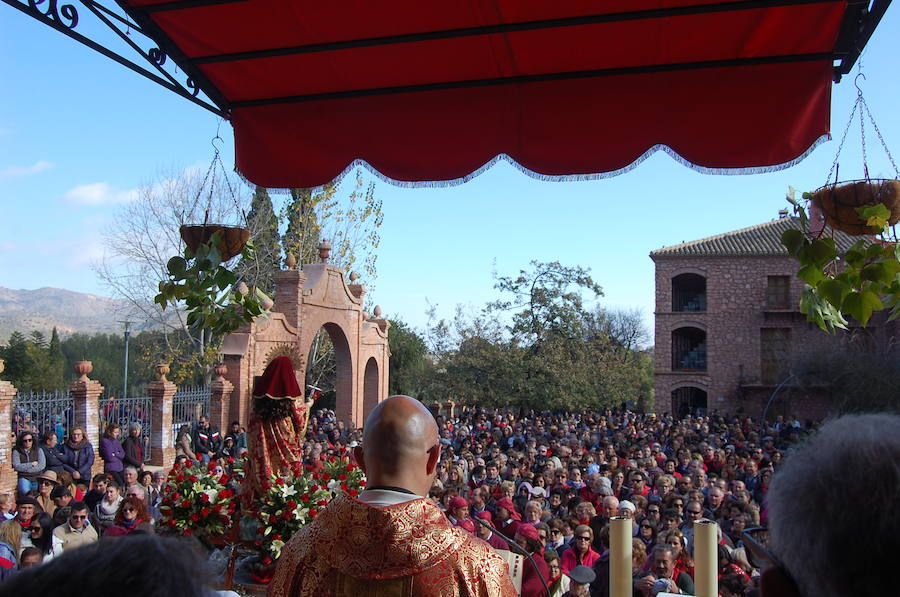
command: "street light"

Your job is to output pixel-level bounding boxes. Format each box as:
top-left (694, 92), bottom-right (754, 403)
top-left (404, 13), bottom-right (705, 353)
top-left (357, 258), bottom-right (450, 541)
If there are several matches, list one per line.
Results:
top-left (119, 321), bottom-right (132, 397)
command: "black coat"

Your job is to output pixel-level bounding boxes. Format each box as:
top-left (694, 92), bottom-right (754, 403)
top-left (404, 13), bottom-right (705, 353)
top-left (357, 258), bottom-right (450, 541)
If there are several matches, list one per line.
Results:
top-left (42, 444), bottom-right (66, 473)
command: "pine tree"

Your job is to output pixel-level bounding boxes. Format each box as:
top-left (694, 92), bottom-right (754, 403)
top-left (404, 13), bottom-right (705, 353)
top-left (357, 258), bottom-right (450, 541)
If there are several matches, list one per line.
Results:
top-left (47, 326), bottom-right (65, 388)
top-left (237, 185), bottom-right (281, 294)
top-left (282, 185), bottom-right (330, 267)
top-left (1, 331), bottom-right (30, 385)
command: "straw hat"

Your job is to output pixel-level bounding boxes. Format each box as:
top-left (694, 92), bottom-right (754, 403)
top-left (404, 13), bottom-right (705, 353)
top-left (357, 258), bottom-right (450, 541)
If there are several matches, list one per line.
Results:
top-left (36, 470), bottom-right (59, 485)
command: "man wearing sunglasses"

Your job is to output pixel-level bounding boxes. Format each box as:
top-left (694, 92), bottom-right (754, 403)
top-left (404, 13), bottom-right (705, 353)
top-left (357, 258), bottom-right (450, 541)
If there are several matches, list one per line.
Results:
top-left (51, 501), bottom-right (97, 554)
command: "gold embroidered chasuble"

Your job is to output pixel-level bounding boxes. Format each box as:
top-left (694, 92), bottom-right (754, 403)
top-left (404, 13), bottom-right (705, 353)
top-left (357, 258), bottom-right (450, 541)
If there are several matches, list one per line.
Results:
top-left (267, 494), bottom-right (517, 597)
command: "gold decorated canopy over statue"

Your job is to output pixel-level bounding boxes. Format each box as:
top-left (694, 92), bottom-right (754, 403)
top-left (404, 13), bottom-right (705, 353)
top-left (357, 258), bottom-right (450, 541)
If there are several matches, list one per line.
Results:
top-left (244, 356), bottom-right (316, 505)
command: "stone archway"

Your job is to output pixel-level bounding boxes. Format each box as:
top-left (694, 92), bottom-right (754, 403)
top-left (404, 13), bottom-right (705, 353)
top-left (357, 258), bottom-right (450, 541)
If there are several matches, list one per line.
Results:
top-left (221, 247), bottom-right (390, 429)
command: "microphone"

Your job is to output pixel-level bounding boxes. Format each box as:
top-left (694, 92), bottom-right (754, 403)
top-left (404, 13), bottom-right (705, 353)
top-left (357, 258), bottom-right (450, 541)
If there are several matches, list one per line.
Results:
top-left (471, 517), bottom-right (550, 596)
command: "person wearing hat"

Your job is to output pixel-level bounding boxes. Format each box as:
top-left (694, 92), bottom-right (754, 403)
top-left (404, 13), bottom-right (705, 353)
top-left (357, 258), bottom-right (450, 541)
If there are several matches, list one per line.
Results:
top-left (514, 522), bottom-right (551, 597)
top-left (561, 565), bottom-right (595, 597)
top-left (473, 511), bottom-right (509, 551)
top-left (269, 396), bottom-right (517, 597)
top-left (494, 497), bottom-right (522, 540)
top-left (34, 470), bottom-right (59, 517)
top-left (243, 356), bottom-right (319, 505)
top-left (447, 496), bottom-right (470, 527)
top-left (15, 497), bottom-right (38, 535)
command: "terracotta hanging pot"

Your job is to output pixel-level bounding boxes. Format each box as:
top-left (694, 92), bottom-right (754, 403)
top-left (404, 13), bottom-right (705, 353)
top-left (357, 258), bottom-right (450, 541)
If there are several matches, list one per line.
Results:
top-left (179, 225), bottom-right (250, 261)
top-left (811, 179), bottom-right (900, 235)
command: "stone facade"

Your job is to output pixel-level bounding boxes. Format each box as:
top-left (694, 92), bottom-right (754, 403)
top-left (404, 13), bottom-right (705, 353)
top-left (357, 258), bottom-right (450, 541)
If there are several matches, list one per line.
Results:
top-left (222, 258), bottom-right (390, 429)
top-left (650, 217), bottom-right (869, 421)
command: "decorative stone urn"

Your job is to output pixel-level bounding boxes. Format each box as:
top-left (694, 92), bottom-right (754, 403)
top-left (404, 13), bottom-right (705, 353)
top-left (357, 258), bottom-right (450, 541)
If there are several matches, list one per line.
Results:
top-left (318, 239), bottom-right (332, 263)
top-left (285, 252), bottom-right (297, 270)
top-left (74, 361), bottom-right (93, 381)
top-left (373, 305), bottom-right (383, 317)
top-left (156, 363), bottom-right (171, 382)
top-left (213, 363), bottom-right (228, 381)
top-left (0, 357), bottom-right (4, 376)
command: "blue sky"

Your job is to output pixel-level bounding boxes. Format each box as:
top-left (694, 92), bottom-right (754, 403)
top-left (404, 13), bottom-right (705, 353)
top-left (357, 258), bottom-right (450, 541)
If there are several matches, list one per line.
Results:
top-left (1, 6), bottom-right (898, 337)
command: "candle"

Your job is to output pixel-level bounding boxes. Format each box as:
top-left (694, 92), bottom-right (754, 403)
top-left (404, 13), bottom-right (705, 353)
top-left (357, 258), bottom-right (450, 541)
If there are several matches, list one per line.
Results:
top-left (694, 518), bottom-right (718, 597)
top-left (610, 516), bottom-right (632, 597)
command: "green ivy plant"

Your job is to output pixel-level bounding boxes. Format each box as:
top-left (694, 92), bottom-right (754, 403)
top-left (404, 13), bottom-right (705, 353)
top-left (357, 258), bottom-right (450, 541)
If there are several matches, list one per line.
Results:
top-left (155, 232), bottom-right (272, 338)
top-left (781, 187), bottom-right (900, 331)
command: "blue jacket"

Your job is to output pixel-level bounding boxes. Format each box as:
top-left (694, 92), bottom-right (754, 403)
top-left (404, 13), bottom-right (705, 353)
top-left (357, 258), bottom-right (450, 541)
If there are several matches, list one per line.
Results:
top-left (60, 442), bottom-right (96, 480)
top-left (0, 541), bottom-right (17, 581)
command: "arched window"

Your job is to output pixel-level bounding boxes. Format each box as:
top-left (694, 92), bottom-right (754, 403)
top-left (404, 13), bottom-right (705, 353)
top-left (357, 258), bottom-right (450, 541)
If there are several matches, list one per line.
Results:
top-left (671, 327), bottom-right (707, 371)
top-left (672, 274), bottom-right (706, 312)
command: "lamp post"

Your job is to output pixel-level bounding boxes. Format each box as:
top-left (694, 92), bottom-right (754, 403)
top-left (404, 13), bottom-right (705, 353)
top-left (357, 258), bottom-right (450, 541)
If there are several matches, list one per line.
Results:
top-left (120, 321), bottom-right (132, 397)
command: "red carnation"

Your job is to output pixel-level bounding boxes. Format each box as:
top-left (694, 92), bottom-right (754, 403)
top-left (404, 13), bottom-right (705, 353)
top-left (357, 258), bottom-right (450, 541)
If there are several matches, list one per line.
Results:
top-left (190, 513), bottom-right (200, 522)
top-left (348, 489), bottom-right (359, 498)
top-left (317, 499), bottom-right (328, 507)
top-left (275, 477), bottom-right (285, 486)
top-left (301, 493), bottom-right (310, 502)
top-left (188, 475), bottom-right (198, 483)
top-left (213, 504), bottom-right (222, 513)
top-left (329, 456), bottom-right (336, 463)
top-left (309, 508), bottom-right (317, 518)
top-left (200, 493), bottom-right (210, 503)
top-left (176, 475), bottom-right (185, 483)
top-left (340, 483), bottom-right (348, 492)
top-left (227, 457), bottom-right (235, 464)
top-left (181, 499), bottom-right (191, 508)
top-left (254, 540), bottom-right (262, 547)
top-left (273, 534), bottom-right (282, 541)
top-left (172, 492), bottom-right (180, 501)
top-left (182, 528), bottom-right (192, 536)
top-left (257, 527), bottom-right (264, 535)
top-left (262, 556), bottom-right (272, 565)
top-left (321, 473), bottom-right (331, 482)
top-left (338, 473), bottom-right (347, 481)
top-left (283, 511), bottom-right (292, 520)
top-left (261, 481), bottom-right (271, 491)
top-left (220, 475), bottom-right (229, 484)
top-left (201, 507), bottom-right (210, 517)
top-left (168, 518), bottom-right (177, 527)
top-left (359, 479), bottom-right (367, 486)
top-left (286, 500), bottom-right (297, 510)
top-left (345, 464), bottom-right (354, 472)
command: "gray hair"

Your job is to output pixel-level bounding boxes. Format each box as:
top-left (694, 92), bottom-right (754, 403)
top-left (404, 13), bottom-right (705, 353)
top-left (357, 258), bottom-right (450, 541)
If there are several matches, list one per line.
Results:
top-left (768, 413), bottom-right (900, 597)
top-left (652, 543), bottom-right (676, 561)
top-left (128, 422), bottom-right (142, 434)
top-left (124, 466), bottom-right (138, 476)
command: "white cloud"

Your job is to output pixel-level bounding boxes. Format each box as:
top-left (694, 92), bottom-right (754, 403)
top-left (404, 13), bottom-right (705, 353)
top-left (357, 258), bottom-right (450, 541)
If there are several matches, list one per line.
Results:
top-left (62, 182), bottom-right (138, 206)
top-left (0, 160), bottom-right (53, 180)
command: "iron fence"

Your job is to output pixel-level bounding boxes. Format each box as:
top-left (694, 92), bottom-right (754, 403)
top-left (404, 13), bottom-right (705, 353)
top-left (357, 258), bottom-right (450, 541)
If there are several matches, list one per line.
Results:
top-left (12, 390), bottom-right (74, 441)
top-left (99, 391), bottom-right (152, 463)
top-left (172, 386), bottom-right (210, 439)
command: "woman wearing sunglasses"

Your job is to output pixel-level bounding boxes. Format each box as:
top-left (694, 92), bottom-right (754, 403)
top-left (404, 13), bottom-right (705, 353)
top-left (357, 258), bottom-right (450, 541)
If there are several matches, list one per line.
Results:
top-left (103, 496), bottom-right (154, 537)
top-left (12, 432), bottom-right (45, 496)
top-left (23, 512), bottom-right (56, 564)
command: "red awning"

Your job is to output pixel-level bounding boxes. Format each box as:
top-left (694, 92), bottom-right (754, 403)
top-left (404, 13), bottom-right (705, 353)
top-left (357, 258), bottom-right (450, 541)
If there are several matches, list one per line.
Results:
top-left (121, 1), bottom-right (861, 188)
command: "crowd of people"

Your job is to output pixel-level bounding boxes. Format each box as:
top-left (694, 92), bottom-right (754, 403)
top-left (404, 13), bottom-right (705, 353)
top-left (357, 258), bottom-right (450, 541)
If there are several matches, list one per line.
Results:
top-left (301, 407), bottom-right (809, 597)
top-left (1, 404), bottom-right (813, 595)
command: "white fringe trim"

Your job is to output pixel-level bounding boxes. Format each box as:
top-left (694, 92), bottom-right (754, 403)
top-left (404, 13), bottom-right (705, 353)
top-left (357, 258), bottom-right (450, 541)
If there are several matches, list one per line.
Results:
top-left (237, 134), bottom-right (831, 193)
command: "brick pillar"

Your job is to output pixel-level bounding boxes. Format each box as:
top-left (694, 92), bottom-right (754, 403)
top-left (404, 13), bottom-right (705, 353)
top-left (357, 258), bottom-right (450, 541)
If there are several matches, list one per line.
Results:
top-left (272, 268), bottom-right (308, 329)
top-left (69, 361), bottom-right (105, 479)
top-left (0, 359), bottom-right (17, 496)
top-left (210, 364), bottom-right (234, 433)
top-left (148, 364), bottom-right (177, 469)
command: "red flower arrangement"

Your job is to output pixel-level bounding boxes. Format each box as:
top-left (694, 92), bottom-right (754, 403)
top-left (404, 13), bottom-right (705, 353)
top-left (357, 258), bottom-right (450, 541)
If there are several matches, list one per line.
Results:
top-left (158, 458), bottom-right (236, 537)
top-left (252, 455), bottom-right (365, 559)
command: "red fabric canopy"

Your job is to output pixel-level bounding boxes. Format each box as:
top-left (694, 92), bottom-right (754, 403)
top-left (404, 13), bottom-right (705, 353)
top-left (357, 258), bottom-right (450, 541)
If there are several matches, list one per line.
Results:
top-left (122, 0), bottom-right (853, 188)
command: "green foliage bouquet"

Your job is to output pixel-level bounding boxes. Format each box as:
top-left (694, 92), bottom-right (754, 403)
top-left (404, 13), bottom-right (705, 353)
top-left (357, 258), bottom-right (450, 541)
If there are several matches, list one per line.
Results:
top-left (252, 455), bottom-right (366, 562)
top-left (158, 458), bottom-right (237, 537)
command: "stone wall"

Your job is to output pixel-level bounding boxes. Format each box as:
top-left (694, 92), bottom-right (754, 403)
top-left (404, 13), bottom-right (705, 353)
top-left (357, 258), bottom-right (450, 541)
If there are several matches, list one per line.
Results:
top-left (652, 254), bottom-right (847, 420)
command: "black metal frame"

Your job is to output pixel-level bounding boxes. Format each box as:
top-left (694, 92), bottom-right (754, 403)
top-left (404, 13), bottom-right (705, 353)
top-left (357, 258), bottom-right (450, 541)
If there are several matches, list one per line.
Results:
top-left (3, 0), bottom-right (891, 112)
top-left (2, 0), bottom-right (228, 116)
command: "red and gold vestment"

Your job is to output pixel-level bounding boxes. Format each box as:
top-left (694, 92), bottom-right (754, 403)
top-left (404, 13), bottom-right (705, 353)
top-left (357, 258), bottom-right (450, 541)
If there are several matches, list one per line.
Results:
top-left (268, 494), bottom-right (517, 597)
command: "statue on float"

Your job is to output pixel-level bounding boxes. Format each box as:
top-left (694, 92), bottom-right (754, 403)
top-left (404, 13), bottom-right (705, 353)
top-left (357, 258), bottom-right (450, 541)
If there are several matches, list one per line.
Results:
top-left (244, 355), bottom-right (317, 504)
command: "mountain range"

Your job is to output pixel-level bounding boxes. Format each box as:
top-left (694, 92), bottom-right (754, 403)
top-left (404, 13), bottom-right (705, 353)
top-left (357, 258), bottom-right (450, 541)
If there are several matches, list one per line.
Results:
top-left (0, 287), bottom-right (141, 342)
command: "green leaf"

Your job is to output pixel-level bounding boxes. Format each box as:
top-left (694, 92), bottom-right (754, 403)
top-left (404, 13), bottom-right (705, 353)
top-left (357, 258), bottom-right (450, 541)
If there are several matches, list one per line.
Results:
top-left (857, 203), bottom-right (891, 231)
top-left (167, 256), bottom-right (187, 275)
top-left (842, 290), bottom-right (883, 326)
top-left (818, 278), bottom-right (848, 307)
top-left (797, 264), bottom-right (825, 286)
top-left (781, 229), bottom-right (805, 255)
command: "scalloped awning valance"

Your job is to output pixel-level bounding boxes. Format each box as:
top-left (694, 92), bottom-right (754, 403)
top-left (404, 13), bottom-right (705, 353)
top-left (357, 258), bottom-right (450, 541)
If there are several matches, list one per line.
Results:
top-left (120, 0), bottom-right (881, 188)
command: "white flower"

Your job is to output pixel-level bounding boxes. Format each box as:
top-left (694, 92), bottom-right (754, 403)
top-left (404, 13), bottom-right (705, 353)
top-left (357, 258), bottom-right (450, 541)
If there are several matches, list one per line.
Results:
top-left (327, 479), bottom-right (338, 492)
top-left (292, 505), bottom-right (308, 520)
top-left (279, 484), bottom-right (298, 498)
top-left (270, 539), bottom-right (285, 557)
top-left (203, 488), bottom-right (219, 502)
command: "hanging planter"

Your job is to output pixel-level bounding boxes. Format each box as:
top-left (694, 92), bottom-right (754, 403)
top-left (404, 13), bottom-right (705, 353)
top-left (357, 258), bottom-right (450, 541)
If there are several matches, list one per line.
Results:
top-left (810, 178), bottom-right (900, 236)
top-left (180, 224), bottom-right (250, 261)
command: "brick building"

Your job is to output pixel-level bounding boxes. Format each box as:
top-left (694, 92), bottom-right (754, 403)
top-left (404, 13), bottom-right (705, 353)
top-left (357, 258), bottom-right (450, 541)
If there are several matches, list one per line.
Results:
top-left (650, 215), bottom-right (861, 421)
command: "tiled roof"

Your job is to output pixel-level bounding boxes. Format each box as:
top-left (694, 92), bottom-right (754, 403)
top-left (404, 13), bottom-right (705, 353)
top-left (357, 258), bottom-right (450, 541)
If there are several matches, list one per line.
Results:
top-left (650, 217), bottom-right (862, 258)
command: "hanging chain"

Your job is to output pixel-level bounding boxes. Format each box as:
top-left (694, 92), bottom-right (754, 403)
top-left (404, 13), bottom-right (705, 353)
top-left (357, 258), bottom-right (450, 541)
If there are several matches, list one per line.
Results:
top-left (862, 99), bottom-right (900, 178)
top-left (824, 97), bottom-right (859, 187)
top-left (859, 88), bottom-right (869, 180)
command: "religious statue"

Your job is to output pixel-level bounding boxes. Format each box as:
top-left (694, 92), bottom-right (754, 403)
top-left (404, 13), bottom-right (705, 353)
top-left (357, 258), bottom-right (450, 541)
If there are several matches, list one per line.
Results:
top-left (244, 356), bottom-right (316, 505)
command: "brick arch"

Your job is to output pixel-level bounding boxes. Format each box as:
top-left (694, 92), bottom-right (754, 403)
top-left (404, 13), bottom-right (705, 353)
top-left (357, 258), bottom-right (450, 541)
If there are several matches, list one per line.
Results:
top-left (671, 266), bottom-right (708, 278)
top-left (222, 259), bottom-right (390, 429)
top-left (670, 321), bottom-right (707, 332)
top-left (363, 357), bottom-right (379, 423)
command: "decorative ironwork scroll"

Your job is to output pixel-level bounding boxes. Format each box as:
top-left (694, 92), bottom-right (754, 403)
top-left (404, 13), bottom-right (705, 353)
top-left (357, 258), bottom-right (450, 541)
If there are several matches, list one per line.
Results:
top-left (2, 0), bottom-right (228, 116)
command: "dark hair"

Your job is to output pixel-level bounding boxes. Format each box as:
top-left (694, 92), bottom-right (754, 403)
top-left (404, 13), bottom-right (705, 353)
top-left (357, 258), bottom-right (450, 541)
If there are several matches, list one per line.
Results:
top-left (252, 396), bottom-right (296, 420)
top-left (29, 513), bottom-right (53, 554)
top-left (0, 535), bottom-right (211, 596)
top-left (70, 501), bottom-right (88, 513)
top-left (19, 546), bottom-right (42, 562)
top-left (15, 432), bottom-right (36, 452)
top-left (42, 430), bottom-right (57, 443)
top-left (103, 424), bottom-right (120, 439)
top-left (93, 474), bottom-right (109, 485)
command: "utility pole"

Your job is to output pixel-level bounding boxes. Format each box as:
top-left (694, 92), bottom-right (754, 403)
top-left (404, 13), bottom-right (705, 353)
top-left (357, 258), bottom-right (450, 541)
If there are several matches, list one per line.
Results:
top-left (120, 321), bottom-right (133, 397)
